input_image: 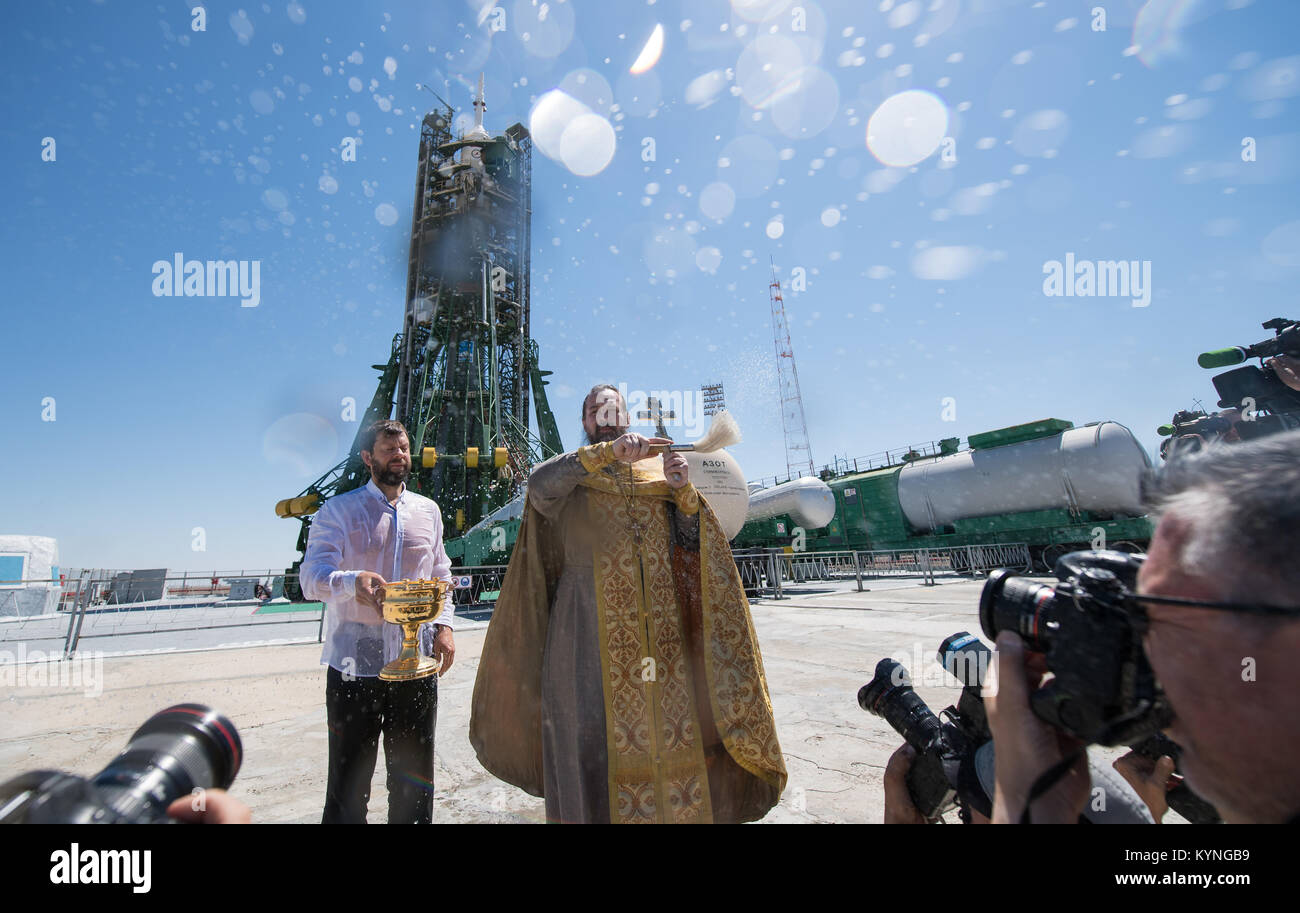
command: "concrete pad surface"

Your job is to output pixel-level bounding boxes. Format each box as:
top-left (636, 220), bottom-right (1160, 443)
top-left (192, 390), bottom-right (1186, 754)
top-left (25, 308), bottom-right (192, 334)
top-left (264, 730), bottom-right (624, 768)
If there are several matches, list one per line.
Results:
top-left (0, 579), bottom-right (1151, 823)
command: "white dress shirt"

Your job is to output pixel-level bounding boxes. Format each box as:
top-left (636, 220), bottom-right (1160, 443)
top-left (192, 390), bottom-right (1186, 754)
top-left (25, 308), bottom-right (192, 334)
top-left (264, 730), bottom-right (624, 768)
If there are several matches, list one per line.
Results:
top-left (301, 478), bottom-right (456, 678)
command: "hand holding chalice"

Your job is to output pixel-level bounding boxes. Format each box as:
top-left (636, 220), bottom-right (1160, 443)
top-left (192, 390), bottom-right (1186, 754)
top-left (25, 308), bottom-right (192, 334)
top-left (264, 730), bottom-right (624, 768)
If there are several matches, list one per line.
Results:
top-left (379, 578), bottom-right (451, 681)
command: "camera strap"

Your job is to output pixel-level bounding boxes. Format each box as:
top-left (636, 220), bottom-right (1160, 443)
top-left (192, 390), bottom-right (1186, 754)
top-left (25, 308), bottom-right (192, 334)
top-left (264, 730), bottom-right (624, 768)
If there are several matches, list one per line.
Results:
top-left (1018, 747), bottom-right (1087, 824)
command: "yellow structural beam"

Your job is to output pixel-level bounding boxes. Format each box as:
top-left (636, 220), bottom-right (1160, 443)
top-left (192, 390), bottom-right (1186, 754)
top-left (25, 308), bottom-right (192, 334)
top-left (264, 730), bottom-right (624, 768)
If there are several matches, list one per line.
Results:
top-left (275, 493), bottom-right (321, 518)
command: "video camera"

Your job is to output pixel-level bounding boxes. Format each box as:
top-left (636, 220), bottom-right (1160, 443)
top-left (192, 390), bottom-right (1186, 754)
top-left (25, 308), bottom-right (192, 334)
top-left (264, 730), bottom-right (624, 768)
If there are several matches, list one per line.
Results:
top-left (0, 704), bottom-right (242, 823)
top-left (1159, 318), bottom-right (1300, 457)
top-left (1197, 316), bottom-right (1300, 373)
top-left (861, 551), bottom-right (1221, 822)
top-left (1156, 410), bottom-right (1233, 459)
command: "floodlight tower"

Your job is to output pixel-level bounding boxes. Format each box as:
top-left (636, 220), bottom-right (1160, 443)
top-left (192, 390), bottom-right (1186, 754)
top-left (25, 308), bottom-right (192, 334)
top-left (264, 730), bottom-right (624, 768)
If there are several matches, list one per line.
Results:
top-left (701, 382), bottom-right (726, 416)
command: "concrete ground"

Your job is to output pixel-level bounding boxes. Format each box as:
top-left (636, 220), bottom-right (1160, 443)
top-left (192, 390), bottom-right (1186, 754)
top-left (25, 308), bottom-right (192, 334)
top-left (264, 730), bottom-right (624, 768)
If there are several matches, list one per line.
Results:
top-left (0, 577), bottom-right (1154, 823)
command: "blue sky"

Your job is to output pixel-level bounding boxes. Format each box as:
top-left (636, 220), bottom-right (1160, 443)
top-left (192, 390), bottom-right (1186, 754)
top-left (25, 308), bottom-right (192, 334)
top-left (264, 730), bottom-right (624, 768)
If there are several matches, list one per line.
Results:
top-left (2, 0), bottom-right (1298, 571)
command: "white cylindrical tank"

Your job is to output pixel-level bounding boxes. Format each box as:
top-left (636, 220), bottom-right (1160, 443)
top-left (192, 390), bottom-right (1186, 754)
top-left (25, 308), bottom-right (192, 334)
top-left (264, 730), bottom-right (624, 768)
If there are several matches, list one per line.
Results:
top-left (0, 535), bottom-right (61, 617)
top-left (896, 422), bottom-right (1151, 530)
top-left (746, 477), bottom-right (837, 530)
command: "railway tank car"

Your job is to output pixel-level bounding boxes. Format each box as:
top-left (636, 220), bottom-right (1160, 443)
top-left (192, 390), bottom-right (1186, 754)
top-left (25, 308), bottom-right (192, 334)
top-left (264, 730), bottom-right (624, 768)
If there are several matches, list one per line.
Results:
top-left (735, 418), bottom-right (1154, 571)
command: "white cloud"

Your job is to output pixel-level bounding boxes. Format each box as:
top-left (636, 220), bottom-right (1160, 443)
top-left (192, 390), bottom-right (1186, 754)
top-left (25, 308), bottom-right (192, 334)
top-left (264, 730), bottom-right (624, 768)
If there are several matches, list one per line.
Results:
top-left (911, 245), bottom-right (985, 280)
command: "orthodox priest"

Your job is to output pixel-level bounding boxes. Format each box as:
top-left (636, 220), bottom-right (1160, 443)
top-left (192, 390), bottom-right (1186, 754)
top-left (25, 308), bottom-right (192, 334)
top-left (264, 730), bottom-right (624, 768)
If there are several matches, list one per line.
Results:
top-left (470, 384), bottom-right (787, 823)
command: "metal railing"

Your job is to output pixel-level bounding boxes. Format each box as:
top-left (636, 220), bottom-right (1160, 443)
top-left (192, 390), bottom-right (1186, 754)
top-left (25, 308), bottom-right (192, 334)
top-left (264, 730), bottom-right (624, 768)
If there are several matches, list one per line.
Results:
top-left (732, 549), bottom-right (789, 599)
top-left (734, 543), bottom-right (1032, 599)
top-left (10, 567), bottom-right (300, 611)
top-left (448, 565), bottom-right (508, 607)
top-left (952, 543), bottom-right (1035, 576)
top-left (747, 437), bottom-right (963, 488)
top-left (0, 571), bottom-right (323, 659)
top-left (0, 565), bottom-right (515, 659)
top-left (0, 543), bottom-right (1033, 656)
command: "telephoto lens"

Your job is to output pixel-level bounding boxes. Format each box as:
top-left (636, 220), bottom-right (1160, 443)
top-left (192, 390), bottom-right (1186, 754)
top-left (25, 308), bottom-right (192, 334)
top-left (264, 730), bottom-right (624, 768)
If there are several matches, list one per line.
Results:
top-left (0, 703), bottom-right (242, 824)
top-left (859, 657), bottom-right (975, 820)
top-left (858, 659), bottom-right (944, 754)
top-left (978, 570), bottom-right (1057, 651)
top-left (89, 703), bottom-right (243, 823)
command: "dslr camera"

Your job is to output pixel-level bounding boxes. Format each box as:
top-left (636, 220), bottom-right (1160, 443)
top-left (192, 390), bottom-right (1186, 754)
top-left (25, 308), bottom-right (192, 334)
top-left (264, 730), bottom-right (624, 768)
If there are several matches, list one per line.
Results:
top-left (862, 550), bottom-right (1220, 822)
top-left (978, 549), bottom-right (1169, 745)
top-left (860, 632), bottom-right (994, 822)
top-left (0, 703), bottom-right (242, 823)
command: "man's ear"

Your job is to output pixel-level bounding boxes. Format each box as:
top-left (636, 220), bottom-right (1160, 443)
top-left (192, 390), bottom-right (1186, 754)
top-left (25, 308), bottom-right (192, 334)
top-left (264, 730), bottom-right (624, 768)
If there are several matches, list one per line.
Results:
top-left (360, 449), bottom-right (372, 469)
top-left (1154, 511), bottom-right (1195, 557)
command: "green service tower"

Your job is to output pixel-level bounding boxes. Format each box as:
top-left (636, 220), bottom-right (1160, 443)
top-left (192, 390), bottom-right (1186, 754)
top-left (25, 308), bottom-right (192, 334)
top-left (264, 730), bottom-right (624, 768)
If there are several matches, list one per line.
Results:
top-left (276, 74), bottom-right (564, 598)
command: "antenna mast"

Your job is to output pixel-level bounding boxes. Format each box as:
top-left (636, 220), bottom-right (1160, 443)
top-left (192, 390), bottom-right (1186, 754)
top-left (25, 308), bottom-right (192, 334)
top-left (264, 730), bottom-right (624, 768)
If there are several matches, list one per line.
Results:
top-left (769, 261), bottom-right (815, 479)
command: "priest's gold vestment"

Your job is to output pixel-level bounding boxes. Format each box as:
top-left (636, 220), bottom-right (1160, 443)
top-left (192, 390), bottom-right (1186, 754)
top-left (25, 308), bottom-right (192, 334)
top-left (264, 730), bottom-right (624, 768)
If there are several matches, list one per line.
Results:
top-left (469, 442), bottom-right (787, 823)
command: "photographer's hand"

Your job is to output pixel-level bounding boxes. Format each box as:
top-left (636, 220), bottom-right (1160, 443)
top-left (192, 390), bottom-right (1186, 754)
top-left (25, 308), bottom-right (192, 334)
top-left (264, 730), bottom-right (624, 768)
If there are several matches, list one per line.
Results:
top-left (1113, 751), bottom-right (1176, 822)
top-left (883, 744), bottom-right (927, 824)
top-left (883, 743), bottom-right (990, 824)
top-left (984, 632), bottom-right (1090, 823)
top-left (1266, 354), bottom-right (1300, 392)
top-left (166, 789), bottom-right (252, 824)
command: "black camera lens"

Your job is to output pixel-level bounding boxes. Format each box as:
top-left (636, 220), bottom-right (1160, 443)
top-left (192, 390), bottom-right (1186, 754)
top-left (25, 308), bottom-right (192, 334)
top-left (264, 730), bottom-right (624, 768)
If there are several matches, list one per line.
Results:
top-left (89, 703), bottom-right (243, 823)
top-left (979, 569), bottom-right (1056, 652)
top-left (858, 659), bottom-right (944, 754)
top-left (937, 632), bottom-right (993, 687)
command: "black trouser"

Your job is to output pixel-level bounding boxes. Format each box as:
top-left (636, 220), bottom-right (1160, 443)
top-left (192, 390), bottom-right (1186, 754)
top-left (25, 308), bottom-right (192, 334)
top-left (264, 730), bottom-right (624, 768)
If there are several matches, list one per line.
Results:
top-left (322, 665), bottom-right (438, 824)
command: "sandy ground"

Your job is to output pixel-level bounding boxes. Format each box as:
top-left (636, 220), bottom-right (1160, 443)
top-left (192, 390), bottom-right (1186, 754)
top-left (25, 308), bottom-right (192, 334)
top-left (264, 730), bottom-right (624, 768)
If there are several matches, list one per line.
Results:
top-left (0, 578), bottom-right (1151, 823)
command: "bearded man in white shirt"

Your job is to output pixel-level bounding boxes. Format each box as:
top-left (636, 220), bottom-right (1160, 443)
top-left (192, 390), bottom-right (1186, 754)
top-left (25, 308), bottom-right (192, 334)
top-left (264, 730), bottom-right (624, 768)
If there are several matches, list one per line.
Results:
top-left (301, 419), bottom-right (456, 824)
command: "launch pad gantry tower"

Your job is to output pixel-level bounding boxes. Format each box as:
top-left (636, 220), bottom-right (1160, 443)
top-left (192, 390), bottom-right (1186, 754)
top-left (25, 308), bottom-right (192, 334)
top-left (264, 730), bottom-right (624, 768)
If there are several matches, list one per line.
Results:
top-left (277, 77), bottom-right (563, 594)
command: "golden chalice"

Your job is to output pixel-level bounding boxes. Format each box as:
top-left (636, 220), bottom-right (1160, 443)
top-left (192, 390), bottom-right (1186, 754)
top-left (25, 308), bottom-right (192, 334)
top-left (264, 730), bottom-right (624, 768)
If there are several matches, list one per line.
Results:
top-left (379, 578), bottom-right (450, 681)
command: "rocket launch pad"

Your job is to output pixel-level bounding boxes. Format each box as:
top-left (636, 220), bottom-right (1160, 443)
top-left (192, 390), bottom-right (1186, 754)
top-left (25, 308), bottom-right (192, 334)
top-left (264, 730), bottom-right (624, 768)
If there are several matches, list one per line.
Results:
top-left (277, 75), bottom-right (564, 595)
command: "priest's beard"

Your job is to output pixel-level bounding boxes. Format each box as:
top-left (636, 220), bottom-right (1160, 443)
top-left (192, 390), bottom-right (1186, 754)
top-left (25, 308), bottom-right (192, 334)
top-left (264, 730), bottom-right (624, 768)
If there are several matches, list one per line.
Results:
top-left (585, 425), bottom-right (624, 446)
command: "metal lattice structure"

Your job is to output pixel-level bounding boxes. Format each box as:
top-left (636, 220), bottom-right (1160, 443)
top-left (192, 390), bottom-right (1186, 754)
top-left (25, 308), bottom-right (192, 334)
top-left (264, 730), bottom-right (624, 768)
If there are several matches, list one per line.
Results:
top-left (276, 77), bottom-right (563, 595)
top-left (769, 263), bottom-right (815, 479)
top-left (397, 78), bottom-right (542, 530)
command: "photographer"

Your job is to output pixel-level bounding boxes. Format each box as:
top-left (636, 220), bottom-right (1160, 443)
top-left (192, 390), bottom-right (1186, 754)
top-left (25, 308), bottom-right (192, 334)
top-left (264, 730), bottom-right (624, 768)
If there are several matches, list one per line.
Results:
top-left (883, 430), bottom-right (1300, 824)
top-left (984, 430), bottom-right (1300, 823)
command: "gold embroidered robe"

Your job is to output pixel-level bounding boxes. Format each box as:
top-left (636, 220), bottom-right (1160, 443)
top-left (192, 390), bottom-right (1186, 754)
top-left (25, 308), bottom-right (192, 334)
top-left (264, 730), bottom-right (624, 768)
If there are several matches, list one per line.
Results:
top-left (469, 442), bottom-right (786, 823)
